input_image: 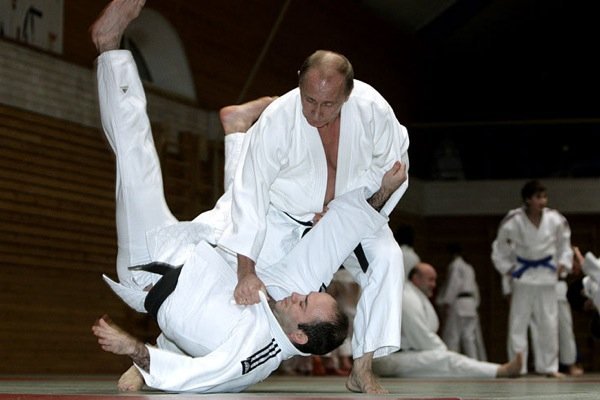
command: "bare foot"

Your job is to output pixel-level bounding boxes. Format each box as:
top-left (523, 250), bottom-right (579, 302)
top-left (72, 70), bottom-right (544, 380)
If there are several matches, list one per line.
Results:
top-left (90, 0), bottom-right (146, 53)
top-left (569, 364), bottom-right (584, 376)
top-left (219, 96), bottom-right (277, 134)
top-left (344, 353), bottom-right (388, 394)
top-left (117, 364), bottom-right (144, 391)
top-left (546, 371), bottom-right (566, 378)
top-left (497, 352), bottom-right (523, 377)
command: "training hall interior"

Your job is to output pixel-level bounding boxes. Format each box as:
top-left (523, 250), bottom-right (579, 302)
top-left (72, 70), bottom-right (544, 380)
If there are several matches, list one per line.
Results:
top-left (2, 0), bottom-right (600, 399)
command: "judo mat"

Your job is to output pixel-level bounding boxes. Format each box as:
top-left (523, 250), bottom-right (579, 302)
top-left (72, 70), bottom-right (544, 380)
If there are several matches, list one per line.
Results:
top-left (1, 374), bottom-right (599, 400)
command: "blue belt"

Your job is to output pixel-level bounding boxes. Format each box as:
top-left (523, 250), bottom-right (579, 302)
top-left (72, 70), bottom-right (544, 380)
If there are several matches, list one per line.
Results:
top-left (511, 255), bottom-right (555, 279)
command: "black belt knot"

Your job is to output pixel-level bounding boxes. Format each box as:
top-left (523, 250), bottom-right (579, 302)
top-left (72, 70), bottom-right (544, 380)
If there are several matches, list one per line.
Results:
top-left (130, 262), bottom-right (183, 319)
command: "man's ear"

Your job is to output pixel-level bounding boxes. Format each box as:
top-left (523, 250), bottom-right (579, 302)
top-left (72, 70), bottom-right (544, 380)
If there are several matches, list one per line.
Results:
top-left (288, 329), bottom-right (308, 345)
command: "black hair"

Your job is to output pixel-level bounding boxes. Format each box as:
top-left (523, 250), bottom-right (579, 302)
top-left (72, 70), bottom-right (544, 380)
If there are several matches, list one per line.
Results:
top-left (294, 307), bottom-right (349, 355)
top-left (520, 179), bottom-right (546, 202)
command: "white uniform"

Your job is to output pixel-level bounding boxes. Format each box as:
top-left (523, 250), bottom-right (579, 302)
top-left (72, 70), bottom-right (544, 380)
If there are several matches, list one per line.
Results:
top-left (401, 244), bottom-right (420, 279)
top-left (436, 255), bottom-right (487, 360)
top-left (219, 80), bottom-right (410, 359)
top-left (556, 280), bottom-right (577, 366)
top-left (372, 282), bottom-right (499, 378)
top-left (96, 50), bottom-right (389, 392)
top-left (491, 206), bottom-right (572, 374)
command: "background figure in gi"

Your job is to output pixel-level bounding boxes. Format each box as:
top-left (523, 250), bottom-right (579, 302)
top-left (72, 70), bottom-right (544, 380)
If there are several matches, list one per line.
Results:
top-left (373, 262), bottom-right (522, 378)
top-left (556, 246), bottom-right (584, 375)
top-left (581, 249), bottom-right (600, 338)
top-left (436, 243), bottom-right (487, 361)
top-left (492, 180), bottom-right (573, 377)
top-left (394, 224), bottom-right (421, 279)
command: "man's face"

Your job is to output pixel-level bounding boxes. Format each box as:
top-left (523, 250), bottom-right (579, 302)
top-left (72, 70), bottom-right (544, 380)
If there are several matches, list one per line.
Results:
top-left (273, 291), bottom-right (336, 334)
top-left (413, 267), bottom-right (437, 298)
top-left (299, 69), bottom-right (347, 128)
top-left (526, 191), bottom-right (548, 213)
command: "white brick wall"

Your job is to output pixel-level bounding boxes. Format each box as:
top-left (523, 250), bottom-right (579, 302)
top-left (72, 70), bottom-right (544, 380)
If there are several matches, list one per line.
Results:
top-left (0, 39), bottom-right (219, 142)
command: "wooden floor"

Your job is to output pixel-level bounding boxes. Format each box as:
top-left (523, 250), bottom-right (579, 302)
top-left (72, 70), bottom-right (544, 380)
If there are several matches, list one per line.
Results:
top-left (1, 374), bottom-right (599, 399)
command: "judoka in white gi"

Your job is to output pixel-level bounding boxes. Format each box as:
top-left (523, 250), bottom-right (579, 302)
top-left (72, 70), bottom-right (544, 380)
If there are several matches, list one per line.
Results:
top-left (436, 243), bottom-right (487, 361)
top-left (492, 180), bottom-right (573, 376)
top-left (372, 263), bottom-right (522, 378)
top-left (582, 250), bottom-right (600, 322)
top-left (219, 48), bottom-right (410, 394)
top-left (554, 246), bottom-right (584, 375)
top-left (394, 224), bottom-right (421, 279)
top-left (88, 1), bottom-right (406, 392)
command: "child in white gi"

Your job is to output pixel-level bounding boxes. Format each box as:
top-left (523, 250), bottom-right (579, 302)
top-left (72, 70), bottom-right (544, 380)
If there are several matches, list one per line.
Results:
top-left (492, 180), bottom-right (572, 376)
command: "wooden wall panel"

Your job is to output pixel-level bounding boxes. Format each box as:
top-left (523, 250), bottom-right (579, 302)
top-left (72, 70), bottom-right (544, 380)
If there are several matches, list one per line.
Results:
top-left (0, 104), bottom-right (223, 374)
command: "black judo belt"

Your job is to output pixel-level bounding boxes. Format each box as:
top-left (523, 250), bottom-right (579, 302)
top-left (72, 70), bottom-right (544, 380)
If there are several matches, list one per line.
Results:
top-left (130, 262), bottom-right (183, 319)
top-left (285, 212), bottom-right (370, 276)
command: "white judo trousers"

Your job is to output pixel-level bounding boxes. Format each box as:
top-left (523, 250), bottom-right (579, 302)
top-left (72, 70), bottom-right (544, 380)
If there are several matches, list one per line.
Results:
top-left (373, 282), bottom-right (498, 378)
top-left (492, 207), bottom-right (573, 374)
top-left (556, 281), bottom-right (577, 365)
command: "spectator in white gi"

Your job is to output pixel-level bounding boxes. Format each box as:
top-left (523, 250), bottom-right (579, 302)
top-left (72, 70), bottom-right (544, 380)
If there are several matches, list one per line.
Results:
top-left (555, 246), bottom-right (584, 375)
top-left (219, 45), bottom-right (410, 394)
top-left (372, 263), bottom-right (522, 378)
top-left (492, 180), bottom-right (573, 377)
top-left (436, 243), bottom-right (487, 361)
top-left (89, 1), bottom-right (406, 392)
top-left (394, 224), bottom-right (421, 279)
top-left (578, 249), bottom-right (600, 339)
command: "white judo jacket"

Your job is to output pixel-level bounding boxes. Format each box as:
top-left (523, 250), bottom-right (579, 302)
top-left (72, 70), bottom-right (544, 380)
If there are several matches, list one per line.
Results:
top-left (219, 80), bottom-right (410, 264)
top-left (492, 207), bottom-right (572, 285)
top-left (137, 242), bottom-right (304, 393)
top-left (401, 281), bottom-right (446, 351)
top-left (437, 256), bottom-right (480, 317)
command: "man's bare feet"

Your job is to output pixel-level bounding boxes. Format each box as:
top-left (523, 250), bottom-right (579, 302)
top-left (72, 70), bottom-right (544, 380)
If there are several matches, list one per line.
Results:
top-left (90, 0), bottom-right (146, 53)
top-left (344, 353), bottom-right (387, 394)
top-left (219, 96), bottom-right (277, 134)
top-left (117, 364), bottom-right (144, 391)
top-left (568, 364), bottom-right (584, 376)
top-left (546, 371), bottom-right (566, 378)
top-left (497, 352), bottom-right (523, 377)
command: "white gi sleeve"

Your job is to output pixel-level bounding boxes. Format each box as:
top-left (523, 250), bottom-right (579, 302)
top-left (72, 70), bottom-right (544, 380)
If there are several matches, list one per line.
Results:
top-left (137, 319), bottom-right (278, 393)
top-left (491, 212), bottom-right (517, 275)
top-left (221, 112), bottom-right (287, 261)
top-left (361, 101), bottom-right (410, 218)
top-left (554, 211), bottom-right (573, 272)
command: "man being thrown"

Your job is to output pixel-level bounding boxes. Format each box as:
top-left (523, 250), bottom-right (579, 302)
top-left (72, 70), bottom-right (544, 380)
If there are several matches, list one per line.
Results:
top-left (89, 0), bottom-right (406, 393)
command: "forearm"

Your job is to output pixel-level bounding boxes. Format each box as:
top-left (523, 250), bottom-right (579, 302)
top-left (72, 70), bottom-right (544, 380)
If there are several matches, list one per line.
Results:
top-left (237, 253), bottom-right (257, 278)
top-left (367, 161), bottom-right (407, 211)
top-left (367, 189), bottom-right (389, 212)
top-left (130, 342), bottom-right (150, 372)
